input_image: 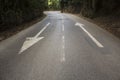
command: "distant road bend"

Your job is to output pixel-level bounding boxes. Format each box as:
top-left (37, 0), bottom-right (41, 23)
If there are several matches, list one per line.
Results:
top-left (0, 11), bottom-right (120, 80)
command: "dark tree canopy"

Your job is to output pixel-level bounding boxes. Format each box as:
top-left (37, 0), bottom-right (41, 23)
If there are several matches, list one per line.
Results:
top-left (62, 0), bottom-right (120, 17)
top-left (0, 0), bottom-right (48, 27)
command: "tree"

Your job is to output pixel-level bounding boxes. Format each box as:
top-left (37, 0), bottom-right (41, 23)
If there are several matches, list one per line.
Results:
top-left (48, 0), bottom-right (60, 10)
top-left (0, 0), bottom-right (48, 30)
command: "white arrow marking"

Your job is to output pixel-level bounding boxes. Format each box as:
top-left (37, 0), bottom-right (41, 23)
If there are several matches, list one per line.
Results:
top-left (19, 23), bottom-right (50, 54)
top-left (75, 23), bottom-right (104, 48)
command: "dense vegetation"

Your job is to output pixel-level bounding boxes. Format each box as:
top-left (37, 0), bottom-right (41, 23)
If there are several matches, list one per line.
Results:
top-left (61, 0), bottom-right (120, 18)
top-left (0, 0), bottom-right (48, 30)
top-left (0, 0), bottom-right (120, 25)
top-left (48, 0), bottom-right (60, 10)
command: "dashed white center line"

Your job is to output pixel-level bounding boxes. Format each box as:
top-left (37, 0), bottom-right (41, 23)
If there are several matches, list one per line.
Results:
top-left (61, 35), bottom-right (66, 62)
top-left (61, 19), bottom-right (66, 62)
top-left (62, 35), bottom-right (65, 40)
top-left (61, 52), bottom-right (65, 62)
top-left (62, 45), bottom-right (65, 49)
top-left (62, 24), bottom-right (64, 32)
top-left (61, 16), bottom-right (64, 21)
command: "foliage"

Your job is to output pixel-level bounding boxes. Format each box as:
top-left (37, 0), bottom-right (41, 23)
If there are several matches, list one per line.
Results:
top-left (0, 0), bottom-right (48, 27)
top-left (62, 0), bottom-right (120, 18)
top-left (48, 0), bottom-right (60, 10)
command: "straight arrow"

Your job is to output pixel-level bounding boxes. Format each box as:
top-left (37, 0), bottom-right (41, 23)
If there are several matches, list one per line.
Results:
top-left (75, 22), bottom-right (104, 48)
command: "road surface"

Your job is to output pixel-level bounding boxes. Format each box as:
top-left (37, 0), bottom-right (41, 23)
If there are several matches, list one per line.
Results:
top-left (0, 11), bottom-right (120, 80)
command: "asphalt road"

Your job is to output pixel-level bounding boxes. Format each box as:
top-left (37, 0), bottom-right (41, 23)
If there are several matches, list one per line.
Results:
top-left (0, 11), bottom-right (120, 80)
